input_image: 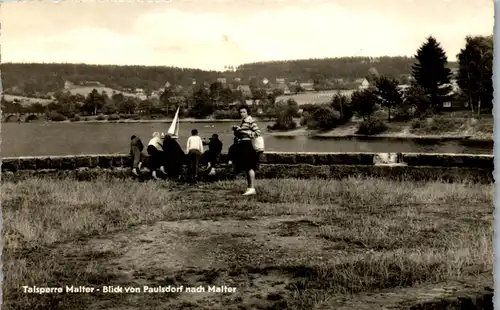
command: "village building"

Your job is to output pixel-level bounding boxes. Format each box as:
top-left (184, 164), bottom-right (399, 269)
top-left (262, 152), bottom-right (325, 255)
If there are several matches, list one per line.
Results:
top-left (354, 78), bottom-right (370, 90)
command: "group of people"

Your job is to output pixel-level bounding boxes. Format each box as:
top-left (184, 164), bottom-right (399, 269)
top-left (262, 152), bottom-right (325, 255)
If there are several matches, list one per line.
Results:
top-left (129, 105), bottom-right (262, 196)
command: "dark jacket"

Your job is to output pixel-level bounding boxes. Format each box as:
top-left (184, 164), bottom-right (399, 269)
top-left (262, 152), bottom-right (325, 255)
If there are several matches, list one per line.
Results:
top-left (208, 138), bottom-right (223, 156)
top-left (163, 137), bottom-right (185, 166)
top-left (228, 137), bottom-right (238, 163)
top-left (131, 136), bottom-right (144, 153)
top-left (130, 136), bottom-right (144, 168)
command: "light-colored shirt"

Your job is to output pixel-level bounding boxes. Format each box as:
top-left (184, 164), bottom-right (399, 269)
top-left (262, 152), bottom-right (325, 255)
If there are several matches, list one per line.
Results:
top-left (186, 135), bottom-right (204, 153)
top-left (148, 136), bottom-right (163, 151)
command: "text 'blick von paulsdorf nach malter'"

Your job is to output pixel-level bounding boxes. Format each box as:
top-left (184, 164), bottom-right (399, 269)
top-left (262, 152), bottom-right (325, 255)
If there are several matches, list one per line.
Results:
top-left (22, 285), bottom-right (237, 294)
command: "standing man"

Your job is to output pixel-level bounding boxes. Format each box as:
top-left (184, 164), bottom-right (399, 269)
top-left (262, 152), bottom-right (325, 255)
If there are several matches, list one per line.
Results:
top-left (186, 129), bottom-right (204, 181)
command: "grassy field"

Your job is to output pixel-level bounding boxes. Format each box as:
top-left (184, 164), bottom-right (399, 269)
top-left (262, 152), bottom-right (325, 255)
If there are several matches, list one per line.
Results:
top-left (3, 94), bottom-right (53, 106)
top-left (66, 86), bottom-right (138, 98)
top-left (2, 176), bottom-right (493, 309)
top-left (276, 90), bottom-right (355, 105)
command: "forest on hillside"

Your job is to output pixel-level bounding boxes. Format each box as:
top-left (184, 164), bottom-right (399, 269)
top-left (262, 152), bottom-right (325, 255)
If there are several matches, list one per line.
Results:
top-left (1, 57), bottom-right (458, 97)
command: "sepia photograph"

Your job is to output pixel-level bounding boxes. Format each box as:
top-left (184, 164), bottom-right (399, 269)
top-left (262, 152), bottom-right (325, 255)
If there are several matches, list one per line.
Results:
top-left (0, 0), bottom-right (495, 309)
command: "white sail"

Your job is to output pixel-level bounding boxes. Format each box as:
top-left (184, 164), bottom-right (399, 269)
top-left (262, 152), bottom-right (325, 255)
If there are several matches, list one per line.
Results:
top-left (167, 107), bottom-right (180, 138)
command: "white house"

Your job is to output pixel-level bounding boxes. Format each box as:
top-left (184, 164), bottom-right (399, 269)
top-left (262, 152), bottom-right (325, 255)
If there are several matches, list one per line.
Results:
top-left (354, 78), bottom-right (370, 90)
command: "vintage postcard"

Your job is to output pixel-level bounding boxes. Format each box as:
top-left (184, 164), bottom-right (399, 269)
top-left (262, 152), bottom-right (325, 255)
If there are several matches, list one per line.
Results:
top-left (0, 0), bottom-right (495, 309)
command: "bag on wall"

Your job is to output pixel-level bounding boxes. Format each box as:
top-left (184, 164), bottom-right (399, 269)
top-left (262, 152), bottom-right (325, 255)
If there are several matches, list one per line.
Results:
top-left (252, 136), bottom-right (265, 152)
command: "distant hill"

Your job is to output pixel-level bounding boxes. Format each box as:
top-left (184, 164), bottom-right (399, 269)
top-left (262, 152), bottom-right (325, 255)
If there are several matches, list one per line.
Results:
top-left (1, 57), bottom-right (458, 97)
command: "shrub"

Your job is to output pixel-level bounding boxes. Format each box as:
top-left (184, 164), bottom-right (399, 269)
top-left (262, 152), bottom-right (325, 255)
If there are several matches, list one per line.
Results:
top-left (410, 116), bottom-right (464, 134)
top-left (268, 101), bottom-right (299, 131)
top-left (70, 115), bottom-right (81, 122)
top-left (356, 118), bottom-right (388, 135)
top-left (268, 120), bottom-right (297, 131)
top-left (410, 118), bottom-right (425, 129)
top-left (107, 114), bottom-right (120, 121)
top-left (393, 104), bottom-right (416, 121)
top-left (96, 114), bottom-right (106, 121)
top-left (46, 111), bottom-right (67, 122)
top-left (306, 106), bottom-right (341, 130)
top-left (213, 110), bottom-right (240, 119)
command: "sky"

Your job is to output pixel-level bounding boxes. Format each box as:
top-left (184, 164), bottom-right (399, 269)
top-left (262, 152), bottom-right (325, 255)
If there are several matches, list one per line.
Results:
top-left (1, 0), bottom-right (494, 71)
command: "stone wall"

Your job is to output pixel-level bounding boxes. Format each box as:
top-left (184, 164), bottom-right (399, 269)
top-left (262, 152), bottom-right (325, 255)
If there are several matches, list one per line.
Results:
top-left (1, 152), bottom-right (494, 183)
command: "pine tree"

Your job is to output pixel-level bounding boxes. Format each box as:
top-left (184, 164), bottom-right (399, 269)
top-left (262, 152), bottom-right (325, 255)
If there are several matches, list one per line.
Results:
top-left (412, 36), bottom-right (452, 111)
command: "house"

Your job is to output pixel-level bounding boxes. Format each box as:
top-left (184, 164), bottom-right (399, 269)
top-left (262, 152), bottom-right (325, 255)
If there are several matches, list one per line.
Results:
top-left (275, 78), bottom-right (285, 84)
top-left (134, 88), bottom-right (147, 100)
top-left (237, 85), bottom-right (252, 98)
top-left (333, 78), bottom-right (344, 84)
top-left (234, 77), bottom-right (241, 82)
top-left (354, 78), bottom-right (370, 90)
top-left (149, 90), bottom-right (161, 99)
top-left (299, 82), bottom-right (314, 91)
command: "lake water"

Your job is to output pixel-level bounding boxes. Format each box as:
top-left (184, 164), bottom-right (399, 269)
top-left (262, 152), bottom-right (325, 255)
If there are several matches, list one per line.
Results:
top-left (0, 122), bottom-right (493, 157)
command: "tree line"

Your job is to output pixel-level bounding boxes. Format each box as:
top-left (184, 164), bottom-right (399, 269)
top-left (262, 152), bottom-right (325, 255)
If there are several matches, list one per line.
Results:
top-left (1, 56), bottom-right (456, 97)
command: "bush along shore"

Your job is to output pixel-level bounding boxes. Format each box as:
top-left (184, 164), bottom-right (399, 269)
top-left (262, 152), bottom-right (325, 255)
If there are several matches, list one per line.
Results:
top-left (1, 176), bottom-right (493, 309)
